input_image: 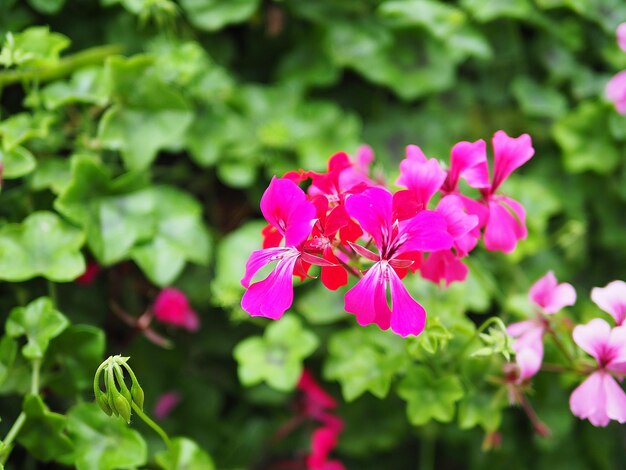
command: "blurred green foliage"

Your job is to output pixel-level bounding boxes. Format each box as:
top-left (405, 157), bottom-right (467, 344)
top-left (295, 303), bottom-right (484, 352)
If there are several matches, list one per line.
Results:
top-left (0, 0), bottom-right (625, 469)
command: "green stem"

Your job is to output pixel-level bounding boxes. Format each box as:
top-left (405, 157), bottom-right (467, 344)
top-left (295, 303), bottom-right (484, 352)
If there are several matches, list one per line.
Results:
top-left (0, 44), bottom-right (123, 88)
top-left (459, 316), bottom-right (509, 357)
top-left (419, 435), bottom-right (435, 470)
top-left (131, 401), bottom-right (172, 449)
top-left (47, 280), bottom-right (58, 307)
top-left (545, 324), bottom-right (575, 365)
top-left (0, 360), bottom-right (42, 464)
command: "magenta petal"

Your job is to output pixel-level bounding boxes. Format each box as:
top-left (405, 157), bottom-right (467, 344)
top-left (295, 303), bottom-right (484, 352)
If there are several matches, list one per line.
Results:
top-left (436, 195), bottom-right (479, 241)
top-left (344, 263), bottom-right (391, 330)
top-left (420, 250), bottom-right (468, 286)
top-left (591, 280), bottom-right (626, 326)
top-left (483, 196), bottom-right (527, 253)
top-left (448, 140), bottom-right (489, 190)
top-left (345, 188), bottom-right (393, 251)
top-left (241, 254), bottom-right (299, 320)
top-left (388, 268), bottom-right (426, 337)
top-left (241, 247), bottom-right (293, 287)
top-left (396, 158), bottom-right (446, 208)
top-left (572, 318), bottom-right (612, 363)
top-left (405, 144), bottom-right (428, 162)
top-left (570, 371), bottom-right (610, 427)
top-left (618, 23), bottom-right (626, 51)
top-left (399, 210), bottom-right (454, 253)
top-left (606, 325), bottom-right (626, 374)
top-left (606, 70), bottom-right (626, 114)
top-left (529, 271), bottom-right (576, 314)
top-left (260, 177), bottom-right (316, 247)
top-left (490, 131), bottom-right (534, 192)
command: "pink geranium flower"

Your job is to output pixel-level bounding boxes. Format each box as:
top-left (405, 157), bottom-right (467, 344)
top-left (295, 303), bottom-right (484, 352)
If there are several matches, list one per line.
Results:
top-left (442, 132), bottom-right (534, 253)
top-left (569, 319), bottom-right (626, 427)
top-left (617, 22), bottom-right (626, 51)
top-left (153, 391), bottom-right (181, 420)
top-left (508, 272), bottom-right (576, 381)
top-left (591, 281), bottom-right (626, 326)
top-left (344, 187), bottom-right (453, 336)
top-left (241, 177), bottom-right (316, 319)
top-left (153, 288), bottom-right (199, 332)
top-left (606, 71), bottom-right (626, 114)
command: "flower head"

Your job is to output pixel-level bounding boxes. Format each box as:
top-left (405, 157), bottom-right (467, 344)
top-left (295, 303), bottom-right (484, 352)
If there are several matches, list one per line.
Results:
top-left (606, 71), bottom-right (626, 114)
top-left (529, 271), bottom-right (576, 314)
top-left (591, 280), bottom-right (626, 326)
top-left (153, 288), bottom-right (199, 332)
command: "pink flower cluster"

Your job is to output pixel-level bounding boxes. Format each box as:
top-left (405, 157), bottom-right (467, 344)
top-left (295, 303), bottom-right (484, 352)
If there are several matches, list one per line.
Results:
top-left (605, 23), bottom-right (626, 113)
top-left (508, 274), bottom-right (626, 427)
top-left (241, 131), bottom-right (534, 337)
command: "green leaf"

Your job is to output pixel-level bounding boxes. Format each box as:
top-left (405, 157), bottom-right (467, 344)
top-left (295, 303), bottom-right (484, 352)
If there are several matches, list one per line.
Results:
top-left (0, 26), bottom-right (69, 69)
top-left (67, 403), bottom-right (147, 470)
top-left (0, 211), bottom-right (86, 282)
top-left (45, 325), bottom-right (106, 395)
top-left (180, 0), bottom-right (260, 31)
top-left (457, 388), bottom-right (506, 432)
top-left (155, 437), bottom-right (215, 470)
top-left (324, 326), bottom-right (408, 401)
top-left (98, 55), bottom-right (193, 170)
top-left (129, 186), bottom-right (211, 286)
top-left (233, 315), bottom-right (318, 391)
top-left (0, 112), bottom-right (54, 151)
top-left (0, 336), bottom-right (18, 387)
top-left (397, 365), bottom-right (464, 426)
top-left (553, 101), bottom-right (621, 174)
top-left (18, 395), bottom-right (74, 462)
top-left (461, 0), bottom-right (537, 22)
top-left (378, 0), bottom-right (467, 39)
top-left (6, 297), bottom-right (69, 360)
top-left (29, 156), bottom-right (71, 193)
top-left (1, 146), bottom-right (36, 179)
top-left (41, 67), bottom-right (108, 109)
top-left (512, 76), bottom-right (568, 119)
top-left (27, 0), bottom-right (66, 14)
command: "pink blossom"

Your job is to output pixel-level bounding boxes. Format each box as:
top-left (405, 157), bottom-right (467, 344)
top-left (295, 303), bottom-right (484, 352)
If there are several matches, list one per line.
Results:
top-left (529, 271), bottom-right (576, 314)
top-left (153, 288), bottom-right (199, 332)
top-left (307, 425), bottom-right (345, 470)
top-left (570, 319), bottom-right (626, 427)
top-left (591, 281), bottom-right (626, 326)
top-left (396, 145), bottom-right (447, 211)
top-left (153, 391), bottom-right (181, 420)
top-left (617, 22), bottom-right (626, 51)
top-left (76, 261), bottom-right (101, 285)
top-left (606, 71), bottom-right (626, 114)
top-left (241, 177), bottom-right (316, 319)
top-left (297, 369), bottom-right (337, 420)
top-left (344, 187), bottom-right (453, 336)
top-left (508, 272), bottom-right (574, 381)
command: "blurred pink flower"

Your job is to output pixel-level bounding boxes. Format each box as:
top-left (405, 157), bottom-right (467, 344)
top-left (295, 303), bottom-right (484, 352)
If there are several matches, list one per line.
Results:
top-left (617, 22), bottom-right (626, 51)
top-left (606, 70), bottom-right (626, 114)
top-left (153, 288), bottom-right (199, 332)
top-left (76, 261), bottom-right (101, 285)
top-left (569, 319), bottom-right (626, 427)
top-left (153, 391), bottom-right (181, 420)
top-left (591, 280), bottom-right (626, 326)
top-left (529, 271), bottom-right (576, 314)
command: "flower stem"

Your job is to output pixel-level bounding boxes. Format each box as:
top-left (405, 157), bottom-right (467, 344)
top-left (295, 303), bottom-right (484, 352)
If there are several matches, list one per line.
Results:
top-left (545, 324), bottom-right (575, 365)
top-left (131, 401), bottom-right (172, 449)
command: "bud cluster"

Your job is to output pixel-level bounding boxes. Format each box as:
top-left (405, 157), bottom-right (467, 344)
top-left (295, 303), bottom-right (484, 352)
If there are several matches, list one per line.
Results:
top-left (93, 355), bottom-right (145, 424)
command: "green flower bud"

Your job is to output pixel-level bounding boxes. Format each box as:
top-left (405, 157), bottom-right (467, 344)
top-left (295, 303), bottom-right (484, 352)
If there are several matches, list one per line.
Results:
top-left (131, 383), bottom-right (145, 410)
top-left (113, 394), bottom-right (132, 424)
top-left (113, 364), bottom-right (132, 403)
top-left (96, 390), bottom-right (113, 416)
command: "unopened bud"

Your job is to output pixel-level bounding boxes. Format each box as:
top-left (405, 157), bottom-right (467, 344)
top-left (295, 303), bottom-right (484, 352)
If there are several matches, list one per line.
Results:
top-left (113, 394), bottom-right (132, 424)
top-left (96, 390), bottom-right (113, 416)
top-left (131, 383), bottom-right (145, 410)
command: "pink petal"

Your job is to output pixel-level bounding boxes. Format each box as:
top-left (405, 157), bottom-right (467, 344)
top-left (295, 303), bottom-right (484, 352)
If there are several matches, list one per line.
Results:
top-left (591, 280), bottom-right (626, 326)
top-left (606, 325), bottom-right (626, 374)
top-left (507, 320), bottom-right (538, 338)
top-left (241, 253), bottom-right (299, 320)
top-left (320, 247), bottom-right (348, 291)
top-left (260, 177), bottom-right (316, 247)
top-left (603, 371), bottom-right (626, 424)
top-left (396, 158), bottom-right (446, 209)
top-left (483, 196), bottom-right (527, 253)
top-left (344, 263), bottom-right (391, 330)
top-left (436, 195), bottom-right (479, 241)
top-left (153, 288), bottom-right (200, 331)
top-left (388, 267), bottom-right (426, 336)
top-left (446, 140), bottom-right (489, 191)
top-left (344, 188), bottom-right (393, 251)
top-left (606, 71), bottom-right (626, 115)
top-left (572, 318), bottom-right (612, 363)
top-left (528, 271), bottom-right (576, 314)
top-left (570, 371), bottom-right (610, 427)
top-left (420, 250), bottom-right (468, 286)
top-left (356, 144), bottom-right (374, 169)
top-left (516, 346), bottom-right (543, 382)
top-left (153, 391), bottom-right (181, 420)
top-left (490, 131), bottom-right (534, 192)
top-left (405, 144), bottom-right (428, 162)
top-left (398, 210), bottom-right (454, 253)
top-left (241, 247), bottom-right (294, 287)
top-left (617, 22), bottom-right (626, 51)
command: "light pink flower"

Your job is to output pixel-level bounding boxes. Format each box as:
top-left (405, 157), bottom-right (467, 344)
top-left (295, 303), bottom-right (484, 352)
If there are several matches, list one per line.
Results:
top-left (591, 281), bottom-right (626, 326)
top-left (344, 187), bottom-right (453, 336)
top-left (153, 288), bottom-right (199, 332)
top-left (529, 271), bottom-right (576, 314)
top-left (617, 22), bottom-right (626, 51)
top-left (606, 70), bottom-right (626, 114)
top-left (570, 319), bottom-right (626, 427)
top-left (153, 391), bottom-right (181, 420)
top-left (508, 272), bottom-right (574, 381)
top-left (241, 177), bottom-right (316, 319)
